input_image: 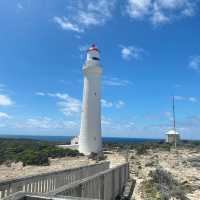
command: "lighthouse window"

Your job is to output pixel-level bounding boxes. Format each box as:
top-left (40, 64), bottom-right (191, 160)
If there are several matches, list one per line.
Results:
top-left (92, 57), bottom-right (100, 60)
top-left (94, 92), bottom-right (97, 96)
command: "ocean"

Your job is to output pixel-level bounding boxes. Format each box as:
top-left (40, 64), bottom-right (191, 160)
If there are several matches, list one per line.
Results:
top-left (0, 135), bottom-right (163, 144)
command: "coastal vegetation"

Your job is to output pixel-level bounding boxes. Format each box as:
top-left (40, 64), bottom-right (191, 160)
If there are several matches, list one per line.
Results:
top-left (104, 140), bottom-right (200, 155)
top-left (142, 167), bottom-right (190, 200)
top-left (1, 137), bottom-right (200, 167)
top-left (104, 142), bottom-right (171, 154)
top-left (0, 138), bottom-right (83, 166)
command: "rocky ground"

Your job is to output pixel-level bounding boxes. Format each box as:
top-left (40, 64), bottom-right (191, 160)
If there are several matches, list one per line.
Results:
top-left (0, 156), bottom-right (95, 181)
top-left (0, 152), bottom-right (126, 182)
top-left (105, 150), bottom-right (127, 167)
top-left (129, 148), bottom-right (200, 200)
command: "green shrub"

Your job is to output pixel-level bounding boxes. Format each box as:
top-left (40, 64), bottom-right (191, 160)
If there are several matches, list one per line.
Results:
top-left (18, 150), bottom-right (49, 166)
top-left (0, 138), bottom-right (83, 166)
top-left (135, 145), bottom-right (148, 155)
top-left (149, 167), bottom-right (188, 200)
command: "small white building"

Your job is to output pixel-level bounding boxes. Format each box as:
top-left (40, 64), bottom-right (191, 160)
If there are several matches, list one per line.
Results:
top-left (57, 136), bottom-right (79, 150)
top-left (165, 130), bottom-right (181, 144)
top-left (71, 136), bottom-right (79, 145)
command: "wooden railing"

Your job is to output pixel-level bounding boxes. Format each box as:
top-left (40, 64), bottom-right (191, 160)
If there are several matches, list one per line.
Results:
top-left (0, 162), bottom-right (109, 199)
top-left (47, 163), bottom-right (129, 200)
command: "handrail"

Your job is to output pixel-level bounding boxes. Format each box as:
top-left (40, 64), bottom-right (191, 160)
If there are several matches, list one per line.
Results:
top-left (0, 162), bottom-right (110, 199)
top-left (0, 162), bottom-right (109, 185)
top-left (47, 162), bottom-right (129, 200)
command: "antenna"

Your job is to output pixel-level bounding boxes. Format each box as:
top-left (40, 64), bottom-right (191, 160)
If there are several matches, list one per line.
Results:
top-left (172, 96), bottom-right (177, 149)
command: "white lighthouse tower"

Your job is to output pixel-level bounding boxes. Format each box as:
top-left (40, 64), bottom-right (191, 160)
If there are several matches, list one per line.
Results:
top-left (79, 44), bottom-right (102, 155)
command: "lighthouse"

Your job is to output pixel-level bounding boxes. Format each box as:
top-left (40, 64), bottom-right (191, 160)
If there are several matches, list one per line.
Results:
top-left (79, 44), bottom-right (102, 155)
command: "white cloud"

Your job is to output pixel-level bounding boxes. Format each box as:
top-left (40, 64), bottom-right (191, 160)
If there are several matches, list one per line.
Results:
top-left (157, 0), bottom-right (185, 9)
top-left (189, 55), bottom-right (200, 71)
top-left (0, 95), bottom-right (14, 106)
top-left (102, 117), bottom-right (134, 132)
top-left (120, 45), bottom-right (145, 60)
top-left (15, 117), bottom-right (78, 130)
top-left (174, 95), bottom-right (185, 100)
top-left (101, 99), bottom-right (113, 108)
top-left (0, 84), bottom-right (5, 92)
top-left (126, 0), bottom-right (197, 25)
top-left (21, 117), bottom-right (53, 129)
top-left (101, 116), bottom-right (112, 126)
top-left (35, 92), bottom-right (45, 96)
top-left (53, 17), bottom-right (83, 33)
top-left (188, 97), bottom-right (198, 103)
top-left (174, 95), bottom-right (198, 103)
top-left (48, 93), bottom-right (82, 116)
top-left (58, 100), bottom-right (81, 116)
top-left (182, 6), bottom-right (195, 16)
top-left (78, 12), bottom-right (100, 26)
top-left (101, 99), bottom-right (125, 109)
top-left (123, 121), bottom-right (135, 128)
top-left (112, 120), bottom-right (135, 130)
top-left (163, 111), bottom-right (173, 121)
top-left (37, 93), bottom-right (81, 116)
top-left (53, 0), bottom-right (116, 32)
top-left (115, 100), bottom-right (125, 109)
top-left (151, 9), bottom-right (170, 25)
top-left (144, 111), bottom-right (174, 122)
top-left (126, 0), bottom-right (152, 18)
top-left (176, 115), bottom-right (200, 139)
top-left (174, 84), bottom-right (182, 88)
top-left (103, 77), bottom-right (133, 87)
top-left (0, 84), bottom-right (11, 93)
top-left (0, 112), bottom-right (10, 119)
top-left (37, 92), bottom-right (124, 113)
top-left (17, 2), bottom-right (23, 9)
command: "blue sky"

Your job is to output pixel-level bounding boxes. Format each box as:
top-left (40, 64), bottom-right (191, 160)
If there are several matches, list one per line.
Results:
top-left (0, 0), bottom-right (200, 139)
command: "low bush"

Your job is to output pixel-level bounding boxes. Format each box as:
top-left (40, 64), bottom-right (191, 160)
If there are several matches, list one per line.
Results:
top-left (18, 150), bottom-right (49, 166)
top-left (149, 167), bottom-right (188, 200)
top-left (0, 138), bottom-right (83, 166)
